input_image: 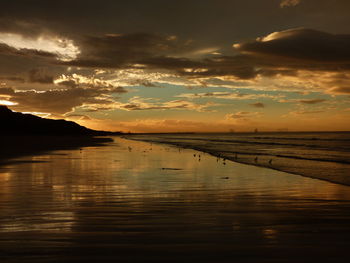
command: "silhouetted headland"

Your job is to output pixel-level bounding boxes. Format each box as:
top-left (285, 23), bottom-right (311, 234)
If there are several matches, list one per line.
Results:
top-left (0, 106), bottom-right (121, 162)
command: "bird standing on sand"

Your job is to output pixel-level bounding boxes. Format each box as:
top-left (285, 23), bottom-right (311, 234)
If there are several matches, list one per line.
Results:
top-left (254, 156), bottom-right (258, 162)
top-left (269, 159), bottom-right (272, 165)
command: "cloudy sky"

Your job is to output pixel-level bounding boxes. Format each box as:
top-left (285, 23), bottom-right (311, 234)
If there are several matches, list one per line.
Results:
top-left (1, 0), bottom-right (350, 132)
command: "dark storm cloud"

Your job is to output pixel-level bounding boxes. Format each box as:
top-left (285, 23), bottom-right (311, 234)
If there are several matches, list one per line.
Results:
top-left (0, 76), bottom-right (25, 82)
top-left (175, 28), bottom-right (350, 82)
top-left (0, 86), bottom-right (127, 114)
top-left (0, 18), bottom-right (47, 38)
top-left (0, 68), bottom-right (58, 86)
top-left (2, 26), bottom-right (350, 86)
top-left (0, 0), bottom-right (295, 39)
top-left (235, 28), bottom-right (350, 62)
top-left (327, 87), bottom-right (350, 94)
top-left (62, 33), bottom-right (262, 80)
top-left (61, 33), bottom-right (199, 69)
top-left (2, 0), bottom-right (350, 40)
top-left (1, 0), bottom-right (349, 75)
top-left (1, 1), bottom-right (350, 99)
top-left (0, 87), bottom-right (14, 95)
top-left (0, 43), bottom-right (57, 59)
top-left (56, 80), bottom-right (78, 89)
top-left (60, 28), bottom-right (350, 82)
top-left (28, 68), bottom-right (54, 84)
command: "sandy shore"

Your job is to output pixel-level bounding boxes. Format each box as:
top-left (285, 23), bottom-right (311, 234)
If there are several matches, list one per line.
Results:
top-left (0, 135), bottom-right (114, 164)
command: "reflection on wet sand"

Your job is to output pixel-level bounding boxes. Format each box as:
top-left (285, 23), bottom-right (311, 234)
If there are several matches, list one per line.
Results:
top-left (1, 138), bottom-right (350, 262)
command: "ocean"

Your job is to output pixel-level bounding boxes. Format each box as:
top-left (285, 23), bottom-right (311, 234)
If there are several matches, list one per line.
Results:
top-left (128, 132), bottom-right (350, 186)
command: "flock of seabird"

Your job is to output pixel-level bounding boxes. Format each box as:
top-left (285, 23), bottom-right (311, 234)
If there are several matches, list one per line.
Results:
top-left (126, 144), bottom-right (273, 166)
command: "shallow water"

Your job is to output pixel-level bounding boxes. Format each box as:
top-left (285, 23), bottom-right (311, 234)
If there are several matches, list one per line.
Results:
top-left (128, 132), bottom-right (350, 186)
top-left (1, 137), bottom-right (350, 262)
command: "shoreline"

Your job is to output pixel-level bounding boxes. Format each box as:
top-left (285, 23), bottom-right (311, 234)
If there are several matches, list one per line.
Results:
top-left (125, 135), bottom-right (350, 187)
top-left (2, 136), bottom-right (350, 262)
top-left (0, 135), bottom-right (114, 165)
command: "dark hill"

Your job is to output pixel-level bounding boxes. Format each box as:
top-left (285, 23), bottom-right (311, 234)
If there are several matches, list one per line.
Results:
top-left (0, 106), bottom-right (120, 136)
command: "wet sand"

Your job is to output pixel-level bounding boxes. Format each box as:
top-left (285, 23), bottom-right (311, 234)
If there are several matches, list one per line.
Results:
top-left (1, 137), bottom-right (350, 262)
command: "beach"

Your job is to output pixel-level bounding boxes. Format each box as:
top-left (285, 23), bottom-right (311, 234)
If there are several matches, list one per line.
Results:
top-left (127, 132), bottom-right (350, 186)
top-left (1, 137), bottom-right (350, 262)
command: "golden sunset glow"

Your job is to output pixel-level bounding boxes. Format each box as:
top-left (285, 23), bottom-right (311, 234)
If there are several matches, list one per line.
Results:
top-left (0, 0), bottom-right (349, 133)
top-left (1, 2), bottom-right (350, 262)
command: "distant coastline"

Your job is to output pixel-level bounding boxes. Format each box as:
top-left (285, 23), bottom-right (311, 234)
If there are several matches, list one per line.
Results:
top-left (0, 135), bottom-right (114, 164)
top-left (130, 131), bottom-right (350, 135)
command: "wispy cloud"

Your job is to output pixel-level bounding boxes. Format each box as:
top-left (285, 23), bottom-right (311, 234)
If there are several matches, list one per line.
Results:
top-left (249, 102), bottom-right (265, 108)
top-left (279, 98), bottom-right (327, 104)
top-left (298, 99), bottom-right (327, 104)
top-left (176, 92), bottom-right (282, 100)
top-left (113, 96), bottom-right (216, 112)
top-left (280, 0), bottom-right (301, 8)
top-left (0, 86), bottom-right (127, 114)
top-left (225, 111), bottom-right (262, 121)
top-left (290, 110), bottom-right (325, 115)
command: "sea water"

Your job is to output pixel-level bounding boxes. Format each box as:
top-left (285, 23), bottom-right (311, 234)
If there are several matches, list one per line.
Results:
top-left (130, 132), bottom-right (350, 185)
top-left (1, 137), bottom-right (350, 262)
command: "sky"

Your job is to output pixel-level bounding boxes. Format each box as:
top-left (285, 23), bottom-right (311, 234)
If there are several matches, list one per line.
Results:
top-left (1, 0), bottom-right (350, 132)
